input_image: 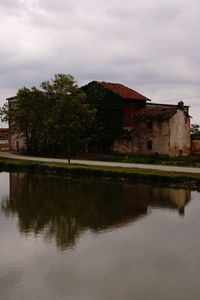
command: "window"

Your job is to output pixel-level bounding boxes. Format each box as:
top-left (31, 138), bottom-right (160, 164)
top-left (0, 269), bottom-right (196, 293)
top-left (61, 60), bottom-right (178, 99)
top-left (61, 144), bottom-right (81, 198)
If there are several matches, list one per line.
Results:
top-left (147, 140), bottom-right (152, 150)
top-left (147, 121), bottom-right (152, 130)
top-left (0, 135), bottom-right (5, 140)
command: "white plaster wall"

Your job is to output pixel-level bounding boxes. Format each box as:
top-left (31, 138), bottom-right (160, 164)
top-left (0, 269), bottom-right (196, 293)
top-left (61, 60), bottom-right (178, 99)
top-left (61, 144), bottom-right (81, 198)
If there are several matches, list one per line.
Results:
top-left (169, 110), bottom-right (191, 156)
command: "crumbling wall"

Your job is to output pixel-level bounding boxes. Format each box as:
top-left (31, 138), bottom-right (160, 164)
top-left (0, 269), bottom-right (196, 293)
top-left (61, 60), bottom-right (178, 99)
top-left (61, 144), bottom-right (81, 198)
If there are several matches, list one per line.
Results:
top-left (112, 129), bottom-right (134, 154)
top-left (132, 119), bottom-right (170, 155)
top-left (112, 109), bottom-right (191, 157)
top-left (112, 119), bottom-right (171, 155)
top-left (10, 131), bottom-right (26, 151)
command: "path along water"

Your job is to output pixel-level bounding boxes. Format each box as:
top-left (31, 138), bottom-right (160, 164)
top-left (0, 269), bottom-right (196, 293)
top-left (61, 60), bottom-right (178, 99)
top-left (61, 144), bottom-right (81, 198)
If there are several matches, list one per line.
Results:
top-left (0, 151), bottom-right (200, 174)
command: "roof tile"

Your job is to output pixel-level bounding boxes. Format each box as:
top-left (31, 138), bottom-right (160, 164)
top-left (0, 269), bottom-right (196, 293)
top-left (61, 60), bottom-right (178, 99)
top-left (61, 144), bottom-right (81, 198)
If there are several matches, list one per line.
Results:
top-left (135, 107), bottom-right (177, 120)
top-left (98, 81), bottom-right (150, 101)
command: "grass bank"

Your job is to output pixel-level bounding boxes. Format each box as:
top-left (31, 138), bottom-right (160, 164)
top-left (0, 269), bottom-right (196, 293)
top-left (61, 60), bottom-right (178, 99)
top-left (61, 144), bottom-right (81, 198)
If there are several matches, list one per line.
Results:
top-left (0, 156), bottom-right (200, 187)
top-left (82, 153), bottom-right (200, 167)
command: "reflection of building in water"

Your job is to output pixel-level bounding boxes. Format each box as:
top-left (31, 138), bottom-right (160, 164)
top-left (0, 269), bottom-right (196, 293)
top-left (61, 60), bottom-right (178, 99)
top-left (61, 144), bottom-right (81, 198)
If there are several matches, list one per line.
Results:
top-left (123, 184), bottom-right (191, 218)
top-left (9, 172), bottom-right (24, 197)
top-left (112, 184), bottom-right (191, 229)
top-left (7, 173), bottom-right (191, 249)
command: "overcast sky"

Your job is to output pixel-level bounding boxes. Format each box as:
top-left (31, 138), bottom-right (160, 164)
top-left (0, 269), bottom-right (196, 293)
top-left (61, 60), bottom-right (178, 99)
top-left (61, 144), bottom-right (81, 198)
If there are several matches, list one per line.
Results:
top-left (1, 0), bottom-right (200, 123)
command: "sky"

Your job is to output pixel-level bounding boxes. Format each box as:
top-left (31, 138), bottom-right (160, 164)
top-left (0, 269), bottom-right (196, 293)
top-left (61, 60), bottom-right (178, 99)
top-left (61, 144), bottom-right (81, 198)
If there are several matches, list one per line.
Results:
top-left (0, 0), bottom-right (200, 123)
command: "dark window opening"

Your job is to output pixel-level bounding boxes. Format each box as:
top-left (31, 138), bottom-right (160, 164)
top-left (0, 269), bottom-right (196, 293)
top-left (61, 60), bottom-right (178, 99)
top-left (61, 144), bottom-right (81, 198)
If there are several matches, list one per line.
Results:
top-left (147, 140), bottom-right (152, 150)
top-left (147, 122), bottom-right (152, 130)
top-left (179, 149), bottom-right (183, 156)
top-left (0, 135), bottom-right (5, 140)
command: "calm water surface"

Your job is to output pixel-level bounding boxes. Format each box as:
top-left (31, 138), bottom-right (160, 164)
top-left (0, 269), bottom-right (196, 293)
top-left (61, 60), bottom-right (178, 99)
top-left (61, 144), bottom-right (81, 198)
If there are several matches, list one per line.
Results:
top-left (0, 172), bottom-right (200, 300)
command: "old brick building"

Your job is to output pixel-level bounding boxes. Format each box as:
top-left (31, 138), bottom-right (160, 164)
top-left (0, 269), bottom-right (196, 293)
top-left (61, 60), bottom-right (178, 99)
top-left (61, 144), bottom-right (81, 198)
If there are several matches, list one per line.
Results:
top-left (7, 82), bottom-right (191, 156)
top-left (97, 82), bottom-right (191, 156)
top-left (98, 81), bottom-right (150, 128)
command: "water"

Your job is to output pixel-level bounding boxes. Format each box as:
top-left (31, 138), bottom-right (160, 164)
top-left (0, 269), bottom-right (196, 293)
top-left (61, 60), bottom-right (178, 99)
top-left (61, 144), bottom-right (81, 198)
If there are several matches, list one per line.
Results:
top-left (0, 172), bottom-right (200, 300)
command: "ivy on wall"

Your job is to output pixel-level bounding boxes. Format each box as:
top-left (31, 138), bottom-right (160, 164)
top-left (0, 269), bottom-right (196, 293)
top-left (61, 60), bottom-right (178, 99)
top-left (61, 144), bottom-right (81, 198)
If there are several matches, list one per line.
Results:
top-left (81, 81), bottom-right (123, 151)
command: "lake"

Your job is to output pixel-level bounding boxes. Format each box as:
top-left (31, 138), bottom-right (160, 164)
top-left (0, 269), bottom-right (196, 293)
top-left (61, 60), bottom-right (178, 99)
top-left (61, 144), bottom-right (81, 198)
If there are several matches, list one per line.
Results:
top-left (0, 171), bottom-right (200, 300)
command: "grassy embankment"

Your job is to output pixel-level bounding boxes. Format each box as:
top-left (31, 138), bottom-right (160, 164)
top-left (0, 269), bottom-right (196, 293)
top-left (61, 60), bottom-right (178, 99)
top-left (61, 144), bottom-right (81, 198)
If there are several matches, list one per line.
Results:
top-left (85, 153), bottom-right (200, 167)
top-left (0, 156), bottom-right (200, 187)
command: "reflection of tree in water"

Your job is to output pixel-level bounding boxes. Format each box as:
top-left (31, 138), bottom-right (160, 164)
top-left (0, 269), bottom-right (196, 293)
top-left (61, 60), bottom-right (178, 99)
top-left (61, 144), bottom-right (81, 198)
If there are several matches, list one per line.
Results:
top-left (1, 173), bottom-right (191, 250)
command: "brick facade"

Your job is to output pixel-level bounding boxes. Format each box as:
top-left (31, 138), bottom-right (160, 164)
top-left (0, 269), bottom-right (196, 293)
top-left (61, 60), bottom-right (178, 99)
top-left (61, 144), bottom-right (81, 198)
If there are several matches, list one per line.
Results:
top-left (112, 102), bottom-right (191, 157)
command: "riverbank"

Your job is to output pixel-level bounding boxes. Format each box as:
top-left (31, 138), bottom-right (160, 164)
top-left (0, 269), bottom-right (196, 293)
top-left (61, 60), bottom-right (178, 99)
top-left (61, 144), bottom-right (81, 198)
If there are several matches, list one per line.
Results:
top-left (0, 156), bottom-right (200, 187)
top-left (1, 151), bottom-right (200, 173)
top-left (77, 152), bottom-right (200, 167)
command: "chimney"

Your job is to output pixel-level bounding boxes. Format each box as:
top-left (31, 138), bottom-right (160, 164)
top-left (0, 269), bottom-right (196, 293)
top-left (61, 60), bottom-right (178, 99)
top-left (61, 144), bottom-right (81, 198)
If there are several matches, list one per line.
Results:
top-left (178, 101), bottom-right (184, 109)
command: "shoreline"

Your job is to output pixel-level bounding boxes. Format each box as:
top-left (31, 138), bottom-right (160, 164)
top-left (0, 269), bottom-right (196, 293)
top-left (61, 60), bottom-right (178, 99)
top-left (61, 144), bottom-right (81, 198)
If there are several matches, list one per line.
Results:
top-left (1, 156), bottom-right (200, 188)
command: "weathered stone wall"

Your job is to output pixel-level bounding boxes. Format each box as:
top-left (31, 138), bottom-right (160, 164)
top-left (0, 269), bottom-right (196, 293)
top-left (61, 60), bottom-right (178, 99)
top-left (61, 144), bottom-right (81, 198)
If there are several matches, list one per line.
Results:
top-left (169, 110), bottom-right (191, 156)
top-left (133, 119), bottom-right (170, 155)
top-left (112, 119), bottom-right (171, 155)
top-left (10, 132), bottom-right (26, 151)
top-left (112, 133), bottom-right (134, 154)
top-left (191, 137), bottom-right (200, 154)
top-left (112, 109), bottom-right (191, 157)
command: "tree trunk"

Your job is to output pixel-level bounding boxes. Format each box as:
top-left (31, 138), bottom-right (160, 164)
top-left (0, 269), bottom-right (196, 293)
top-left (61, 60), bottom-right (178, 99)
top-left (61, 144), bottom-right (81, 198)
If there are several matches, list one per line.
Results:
top-left (67, 142), bottom-right (71, 164)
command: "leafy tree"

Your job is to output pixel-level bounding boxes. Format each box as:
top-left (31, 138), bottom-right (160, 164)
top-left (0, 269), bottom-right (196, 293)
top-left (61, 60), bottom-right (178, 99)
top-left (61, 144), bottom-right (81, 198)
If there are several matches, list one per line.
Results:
top-left (190, 124), bottom-right (200, 136)
top-left (40, 74), bottom-right (96, 161)
top-left (81, 81), bottom-right (123, 152)
top-left (0, 74), bottom-right (96, 161)
top-left (0, 87), bottom-right (47, 154)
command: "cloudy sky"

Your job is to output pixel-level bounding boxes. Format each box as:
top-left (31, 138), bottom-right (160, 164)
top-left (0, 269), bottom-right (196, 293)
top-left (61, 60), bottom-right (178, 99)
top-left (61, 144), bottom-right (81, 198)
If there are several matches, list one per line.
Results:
top-left (1, 0), bottom-right (200, 123)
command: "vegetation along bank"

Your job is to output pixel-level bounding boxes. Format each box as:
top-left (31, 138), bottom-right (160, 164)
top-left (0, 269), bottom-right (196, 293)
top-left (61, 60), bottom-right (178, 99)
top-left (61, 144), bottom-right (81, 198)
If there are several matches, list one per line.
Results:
top-left (1, 156), bottom-right (200, 188)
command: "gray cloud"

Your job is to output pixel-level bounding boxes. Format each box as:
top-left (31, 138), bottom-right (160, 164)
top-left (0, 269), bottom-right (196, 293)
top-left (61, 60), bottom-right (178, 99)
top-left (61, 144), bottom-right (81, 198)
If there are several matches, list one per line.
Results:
top-left (0, 0), bottom-right (200, 123)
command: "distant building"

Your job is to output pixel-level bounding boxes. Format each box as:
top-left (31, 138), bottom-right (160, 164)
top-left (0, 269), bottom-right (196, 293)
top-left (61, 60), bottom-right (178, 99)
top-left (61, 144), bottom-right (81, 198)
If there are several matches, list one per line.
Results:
top-left (0, 128), bottom-right (10, 149)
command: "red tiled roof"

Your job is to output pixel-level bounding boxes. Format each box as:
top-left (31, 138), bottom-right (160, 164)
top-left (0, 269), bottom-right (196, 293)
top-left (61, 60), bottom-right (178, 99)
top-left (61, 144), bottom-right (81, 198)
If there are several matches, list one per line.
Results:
top-left (98, 81), bottom-right (150, 101)
top-left (135, 107), bottom-right (177, 120)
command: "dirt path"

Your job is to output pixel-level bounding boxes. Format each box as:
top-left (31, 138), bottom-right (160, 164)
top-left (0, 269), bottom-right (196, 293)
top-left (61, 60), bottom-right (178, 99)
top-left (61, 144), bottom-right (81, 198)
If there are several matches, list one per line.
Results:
top-left (0, 151), bottom-right (200, 174)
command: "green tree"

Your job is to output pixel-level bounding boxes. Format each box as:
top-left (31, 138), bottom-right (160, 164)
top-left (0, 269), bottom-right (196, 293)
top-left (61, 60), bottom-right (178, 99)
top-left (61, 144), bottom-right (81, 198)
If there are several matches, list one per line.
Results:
top-left (40, 74), bottom-right (96, 161)
top-left (0, 87), bottom-right (47, 154)
top-left (81, 81), bottom-right (123, 152)
top-left (190, 124), bottom-right (200, 136)
top-left (0, 74), bottom-right (96, 161)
